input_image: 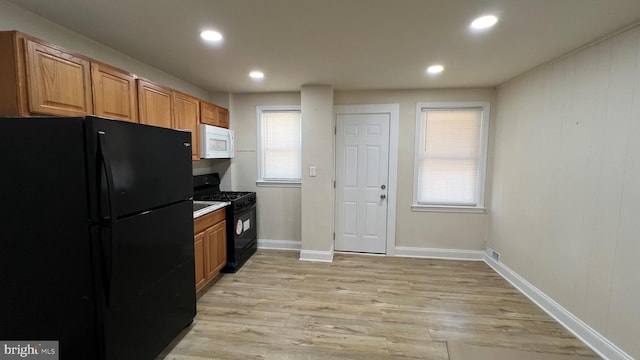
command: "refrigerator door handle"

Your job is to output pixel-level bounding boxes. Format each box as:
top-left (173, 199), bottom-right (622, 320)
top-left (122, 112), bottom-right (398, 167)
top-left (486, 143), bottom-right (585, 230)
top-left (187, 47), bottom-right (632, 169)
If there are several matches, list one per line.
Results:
top-left (101, 225), bottom-right (114, 308)
top-left (98, 131), bottom-right (117, 222)
top-left (92, 225), bottom-right (113, 309)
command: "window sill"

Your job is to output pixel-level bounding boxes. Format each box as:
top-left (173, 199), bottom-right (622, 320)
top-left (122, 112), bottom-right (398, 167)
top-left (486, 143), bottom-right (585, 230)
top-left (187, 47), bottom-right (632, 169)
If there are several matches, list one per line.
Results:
top-left (411, 205), bottom-right (487, 214)
top-left (256, 181), bottom-right (301, 188)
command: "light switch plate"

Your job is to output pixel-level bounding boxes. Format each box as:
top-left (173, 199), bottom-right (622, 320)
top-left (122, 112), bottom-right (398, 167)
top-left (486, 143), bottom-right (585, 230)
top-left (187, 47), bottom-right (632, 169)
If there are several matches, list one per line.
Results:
top-left (309, 166), bottom-right (317, 177)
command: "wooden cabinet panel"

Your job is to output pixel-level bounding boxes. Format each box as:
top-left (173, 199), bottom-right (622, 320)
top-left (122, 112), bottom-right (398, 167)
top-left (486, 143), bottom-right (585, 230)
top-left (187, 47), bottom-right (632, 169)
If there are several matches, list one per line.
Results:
top-left (194, 208), bottom-right (227, 292)
top-left (194, 207), bottom-right (225, 233)
top-left (173, 91), bottom-right (200, 160)
top-left (137, 79), bottom-right (172, 128)
top-left (200, 101), bottom-right (217, 126)
top-left (217, 106), bottom-right (229, 128)
top-left (25, 38), bottom-right (93, 116)
top-left (194, 232), bottom-right (206, 291)
top-left (200, 101), bottom-right (229, 128)
top-left (91, 61), bottom-right (138, 122)
top-left (206, 220), bottom-right (227, 278)
top-left (0, 31), bottom-right (27, 116)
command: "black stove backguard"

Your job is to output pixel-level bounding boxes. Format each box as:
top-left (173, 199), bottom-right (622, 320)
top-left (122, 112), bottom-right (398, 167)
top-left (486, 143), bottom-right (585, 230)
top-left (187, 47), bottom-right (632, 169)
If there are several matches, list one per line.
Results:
top-left (192, 173), bottom-right (257, 272)
top-left (193, 173), bottom-right (222, 198)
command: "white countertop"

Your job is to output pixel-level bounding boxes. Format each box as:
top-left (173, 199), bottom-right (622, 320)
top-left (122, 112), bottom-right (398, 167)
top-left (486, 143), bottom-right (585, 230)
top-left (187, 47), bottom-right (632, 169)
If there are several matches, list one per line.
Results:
top-left (193, 201), bottom-right (229, 219)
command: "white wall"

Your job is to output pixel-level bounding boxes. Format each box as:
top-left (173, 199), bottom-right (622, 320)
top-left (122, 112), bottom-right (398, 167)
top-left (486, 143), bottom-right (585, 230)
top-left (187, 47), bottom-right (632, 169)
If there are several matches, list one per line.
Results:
top-left (489, 25), bottom-right (640, 359)
top-left (335, 88), bottom-right (496, 251)
top-left (300, 85), bottom-right (335, 254)
top-left (230, 88), bottom-right (495, 253)
top-left (229, 92), bottom-right (302, 243)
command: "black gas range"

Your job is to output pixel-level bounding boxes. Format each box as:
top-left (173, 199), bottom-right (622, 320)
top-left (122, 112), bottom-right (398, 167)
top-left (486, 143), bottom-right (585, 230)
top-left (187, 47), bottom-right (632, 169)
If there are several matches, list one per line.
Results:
top-left (193, 173), bottom-right (257, 272)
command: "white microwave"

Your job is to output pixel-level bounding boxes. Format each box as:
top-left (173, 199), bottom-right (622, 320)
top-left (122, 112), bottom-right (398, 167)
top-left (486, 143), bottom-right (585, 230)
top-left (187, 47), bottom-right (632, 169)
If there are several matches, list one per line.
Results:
top-left (200, 124), bottom-right (234, 159)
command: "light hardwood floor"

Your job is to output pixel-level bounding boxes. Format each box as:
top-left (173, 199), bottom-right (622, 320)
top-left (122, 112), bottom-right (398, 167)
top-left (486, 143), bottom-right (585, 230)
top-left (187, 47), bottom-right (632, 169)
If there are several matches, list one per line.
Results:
top-left (158, 250), bottom-right (600, 359)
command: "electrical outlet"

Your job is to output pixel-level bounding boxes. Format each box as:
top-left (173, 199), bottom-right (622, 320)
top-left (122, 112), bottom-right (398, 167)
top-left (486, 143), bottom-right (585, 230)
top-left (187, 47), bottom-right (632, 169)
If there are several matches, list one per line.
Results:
top-left (486, 246), bottom-right (501, 262)
top-left (492, 250), bottom-right (500, 262)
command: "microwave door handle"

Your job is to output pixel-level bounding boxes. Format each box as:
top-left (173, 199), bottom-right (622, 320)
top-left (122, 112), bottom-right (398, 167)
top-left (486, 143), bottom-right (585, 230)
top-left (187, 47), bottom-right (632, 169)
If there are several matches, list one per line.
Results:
top-left (229, 133), bottom-right (234, 156)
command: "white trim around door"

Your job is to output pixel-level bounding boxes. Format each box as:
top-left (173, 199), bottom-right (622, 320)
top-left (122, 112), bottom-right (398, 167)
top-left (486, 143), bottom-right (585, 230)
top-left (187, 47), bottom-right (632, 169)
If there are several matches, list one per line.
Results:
top-left (333, 104), bottom-right (399, 256)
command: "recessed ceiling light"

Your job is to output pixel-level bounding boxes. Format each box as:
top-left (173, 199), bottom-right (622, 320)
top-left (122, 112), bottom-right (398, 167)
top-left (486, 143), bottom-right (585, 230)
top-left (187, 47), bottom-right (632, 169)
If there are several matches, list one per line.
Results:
top-left (200, 30), bottom-right (223, 42)
top-left (470, 15), bottom-right (498, 30)
top-left (249, 71), bottom-right (265, 80)
top-left (426, 65), bottom-right (444, 75)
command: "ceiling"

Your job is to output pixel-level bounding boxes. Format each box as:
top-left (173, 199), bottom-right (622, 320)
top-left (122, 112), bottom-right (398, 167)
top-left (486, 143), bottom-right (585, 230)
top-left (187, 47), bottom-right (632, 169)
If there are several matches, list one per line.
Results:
top-left (8, 0), bottom-right (640, 93)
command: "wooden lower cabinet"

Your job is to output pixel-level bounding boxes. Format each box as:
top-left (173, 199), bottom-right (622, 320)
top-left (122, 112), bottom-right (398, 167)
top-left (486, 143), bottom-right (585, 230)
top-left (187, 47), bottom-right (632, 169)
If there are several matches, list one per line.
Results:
top-left (205, 220), bottom-right (227, 279)
top-left (194, 208), bottom-right (227, 292)
top-left (194, 232), bottom-right (206, 290)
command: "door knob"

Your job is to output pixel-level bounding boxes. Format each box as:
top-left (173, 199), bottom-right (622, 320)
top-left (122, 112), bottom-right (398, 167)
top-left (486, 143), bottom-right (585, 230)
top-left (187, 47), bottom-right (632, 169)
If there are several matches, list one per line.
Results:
top-left (380, 194), bottom-right (386, 200)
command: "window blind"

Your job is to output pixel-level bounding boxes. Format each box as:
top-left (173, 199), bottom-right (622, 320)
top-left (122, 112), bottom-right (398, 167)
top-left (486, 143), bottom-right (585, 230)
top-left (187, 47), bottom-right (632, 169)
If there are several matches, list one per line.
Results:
top-left (417, 108), bottom-right (482, 206)
top-left (261, 111), bottom-right (301, 181)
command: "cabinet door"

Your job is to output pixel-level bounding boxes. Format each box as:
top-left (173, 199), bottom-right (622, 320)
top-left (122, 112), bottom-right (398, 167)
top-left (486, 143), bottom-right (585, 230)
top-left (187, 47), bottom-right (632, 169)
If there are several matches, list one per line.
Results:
top-left (137, 79), bottom-right (172, 128)
top-left (205, 220), bottom-right (227, 279)
top-left (25, 38), bottom-right (92, 116)
top-left (200, 101), bottom-right (218, 126)
top-left (194, 231), bottom-right (207, 291)
top-left (173, 91), bottom-right (200, 160)
top-left (217, 106), bottom-right (229, 128)
top-left (91, 62), bottom-right (138, 122)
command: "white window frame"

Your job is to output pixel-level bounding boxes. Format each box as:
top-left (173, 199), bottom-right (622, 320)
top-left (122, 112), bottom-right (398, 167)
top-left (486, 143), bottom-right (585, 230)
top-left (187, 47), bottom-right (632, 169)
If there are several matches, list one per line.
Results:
top-left (412, 102), bottom-right (490, 213)
top-left (256, 105), bottom-right (302, 187)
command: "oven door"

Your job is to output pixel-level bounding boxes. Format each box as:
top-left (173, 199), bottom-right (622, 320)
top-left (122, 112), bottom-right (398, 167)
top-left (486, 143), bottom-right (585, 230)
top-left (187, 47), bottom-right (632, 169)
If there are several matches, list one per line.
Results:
top-left (200, 124), bottom-right (234, 159)
top-left (232, 203), bottom-right (257, 254)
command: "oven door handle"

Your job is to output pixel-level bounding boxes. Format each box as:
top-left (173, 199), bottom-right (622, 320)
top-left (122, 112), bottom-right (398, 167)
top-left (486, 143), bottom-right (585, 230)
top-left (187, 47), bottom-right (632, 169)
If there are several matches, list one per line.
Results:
top-left (233, 202), bottom-right (256, 215)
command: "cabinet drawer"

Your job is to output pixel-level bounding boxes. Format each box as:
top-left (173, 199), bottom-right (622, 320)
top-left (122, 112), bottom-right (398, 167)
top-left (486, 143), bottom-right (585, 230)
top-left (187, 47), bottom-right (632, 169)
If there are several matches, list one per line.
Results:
top-left (194, 208), bottom-right (225, 234)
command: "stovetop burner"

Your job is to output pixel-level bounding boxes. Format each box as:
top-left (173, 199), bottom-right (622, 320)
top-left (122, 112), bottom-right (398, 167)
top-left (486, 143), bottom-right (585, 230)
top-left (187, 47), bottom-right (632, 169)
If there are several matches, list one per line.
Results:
top-left (198, 192), bottom-right (253, 201)
top-left (193, 173), bottom-right (256, 210)
top-left (192, 172), bottom-right (258, 274)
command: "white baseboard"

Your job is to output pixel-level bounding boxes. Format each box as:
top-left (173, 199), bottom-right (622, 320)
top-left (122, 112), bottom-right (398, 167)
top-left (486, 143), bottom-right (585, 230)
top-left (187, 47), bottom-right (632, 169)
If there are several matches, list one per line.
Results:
top-left (299, 248), bottom-right (334, 262)
top-left (484, 255), bottom-right (633, 360)
top-left (394, 246), bottom-right (485, 261)
top-left (257, 239), bottom-right (301, 251)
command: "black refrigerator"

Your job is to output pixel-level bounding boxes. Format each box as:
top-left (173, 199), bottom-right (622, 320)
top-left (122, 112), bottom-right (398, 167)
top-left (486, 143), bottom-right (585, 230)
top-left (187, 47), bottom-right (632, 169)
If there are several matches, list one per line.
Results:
top-left (0, 116), bottom-right (196, 359)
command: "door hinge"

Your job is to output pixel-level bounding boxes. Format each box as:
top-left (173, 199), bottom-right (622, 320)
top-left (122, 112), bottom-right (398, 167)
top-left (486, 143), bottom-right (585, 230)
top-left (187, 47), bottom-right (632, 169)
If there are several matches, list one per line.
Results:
top-left (333, 180), bottom-right (336, 188)
top-left (334, 126), bottom-right (337, 135)
top-left (333, 232), bottom-right (335, 240)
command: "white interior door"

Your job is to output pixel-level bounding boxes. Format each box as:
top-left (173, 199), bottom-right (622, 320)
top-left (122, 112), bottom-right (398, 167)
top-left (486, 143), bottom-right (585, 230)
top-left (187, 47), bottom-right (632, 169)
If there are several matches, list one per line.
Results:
top-left (335, 112), bottom-right (390, 253)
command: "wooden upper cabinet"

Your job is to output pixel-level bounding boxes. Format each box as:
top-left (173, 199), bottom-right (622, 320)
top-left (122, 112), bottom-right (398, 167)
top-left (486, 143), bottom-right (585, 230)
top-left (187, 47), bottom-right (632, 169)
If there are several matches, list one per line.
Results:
top-left (137, 79), bottom-right (172, 128)
top-left (0, 31), bottom-right (93, 117)
top-left (217, 106), bottom-right (229, 128)
top-left (173, 91), bottom-right (200, 160)
top-left (200, 101), bottom-right (218, 125)
top-left (1, 30), bottom-right (224, 142)
top-left (0, 31), bottom-right (27, 116)
top-left (24, 38), bottom-right (93, 116)
top-left (91, 61), bottom-right (138, 122)
top-left (200, 101), bottom-right (229, 128)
